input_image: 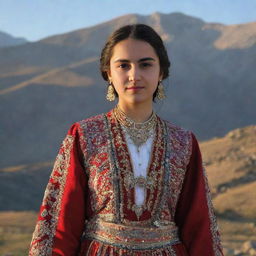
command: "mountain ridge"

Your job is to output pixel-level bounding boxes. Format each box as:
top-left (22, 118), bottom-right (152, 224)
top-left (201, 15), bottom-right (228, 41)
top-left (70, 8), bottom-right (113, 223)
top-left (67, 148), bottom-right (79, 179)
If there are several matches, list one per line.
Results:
top-left (0, 31), bottom-right (27, 48)
top-left (0, 12), bottom-right (255, 168)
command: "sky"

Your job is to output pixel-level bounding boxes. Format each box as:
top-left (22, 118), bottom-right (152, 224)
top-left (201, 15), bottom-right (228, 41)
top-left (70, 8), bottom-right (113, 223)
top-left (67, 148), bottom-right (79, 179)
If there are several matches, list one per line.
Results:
top-left (0, 0), bottom-right (256, 41)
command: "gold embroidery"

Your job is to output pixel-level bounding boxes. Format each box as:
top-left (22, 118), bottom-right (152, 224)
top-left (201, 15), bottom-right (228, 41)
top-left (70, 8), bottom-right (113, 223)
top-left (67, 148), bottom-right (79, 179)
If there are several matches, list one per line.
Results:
top-left (203, 167), bottom-right (223, 255)
top-left (80, 115), bottom-right (117, 218)
top-left (29, 135), bottom-right (74, 255)
top-left (83, 219), bottom-right (180, 250)
top-left (167, 125), bottom-right (192, 218)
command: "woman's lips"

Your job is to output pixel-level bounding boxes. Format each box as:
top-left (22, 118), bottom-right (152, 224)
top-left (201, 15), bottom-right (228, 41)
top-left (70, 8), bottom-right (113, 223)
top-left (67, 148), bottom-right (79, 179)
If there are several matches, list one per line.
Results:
top-left (126, 86), bottom-right (144, 90)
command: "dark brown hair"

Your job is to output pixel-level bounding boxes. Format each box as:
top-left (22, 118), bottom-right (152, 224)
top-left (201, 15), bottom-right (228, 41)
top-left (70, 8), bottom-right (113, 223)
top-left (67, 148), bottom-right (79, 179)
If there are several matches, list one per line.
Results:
top-left (100, 24), bottom-right (171, 99)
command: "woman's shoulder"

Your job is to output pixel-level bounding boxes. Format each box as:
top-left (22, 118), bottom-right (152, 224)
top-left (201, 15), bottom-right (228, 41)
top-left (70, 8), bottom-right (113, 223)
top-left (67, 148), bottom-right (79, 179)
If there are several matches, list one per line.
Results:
top-left (160, 118), bottom-right (193, 138)
top-left (161, 117), bottom-right (202, 153)
top-left (67, 112), bottom-right (109, 137)
top-left (159, 118), bottom-right (195, 165)
top-left (77, 113), bottom-right (106, 126)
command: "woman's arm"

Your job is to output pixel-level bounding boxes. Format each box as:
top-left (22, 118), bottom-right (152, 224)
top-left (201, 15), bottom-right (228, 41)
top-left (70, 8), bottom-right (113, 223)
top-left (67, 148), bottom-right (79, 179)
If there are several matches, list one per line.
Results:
top-left (175, 133), bottom-right (223, 256)
top-left (29, 123), bottom-right (87, 256)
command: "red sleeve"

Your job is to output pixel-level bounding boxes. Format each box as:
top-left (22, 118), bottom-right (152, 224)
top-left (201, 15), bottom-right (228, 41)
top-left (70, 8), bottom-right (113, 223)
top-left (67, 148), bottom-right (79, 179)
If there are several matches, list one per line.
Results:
top-left (174, 133), bottom-right (223, 256)
top-left (29, 123), bottom-right (87, 256)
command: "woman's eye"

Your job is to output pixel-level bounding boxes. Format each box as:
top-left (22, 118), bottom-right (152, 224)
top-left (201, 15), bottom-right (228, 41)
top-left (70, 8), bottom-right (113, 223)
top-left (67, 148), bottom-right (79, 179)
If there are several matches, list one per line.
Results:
top-left (141, 62), bottom-right (152, 68)
top-left (118, 63), bottom-right (129, 69)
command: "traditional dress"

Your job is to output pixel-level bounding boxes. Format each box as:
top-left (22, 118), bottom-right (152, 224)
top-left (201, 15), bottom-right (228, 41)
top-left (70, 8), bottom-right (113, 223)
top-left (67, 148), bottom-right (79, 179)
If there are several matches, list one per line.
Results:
top-left (29, 109), bottom-right (223, 256)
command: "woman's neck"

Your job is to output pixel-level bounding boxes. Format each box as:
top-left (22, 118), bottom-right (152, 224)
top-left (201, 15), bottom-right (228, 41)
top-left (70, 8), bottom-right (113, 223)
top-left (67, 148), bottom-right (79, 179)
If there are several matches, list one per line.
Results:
top-left (117, 102), bottom-right (153, 123)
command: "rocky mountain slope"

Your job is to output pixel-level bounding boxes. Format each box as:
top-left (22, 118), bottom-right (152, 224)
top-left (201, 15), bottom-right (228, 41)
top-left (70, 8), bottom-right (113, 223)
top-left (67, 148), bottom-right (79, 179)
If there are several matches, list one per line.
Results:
top-left (201, 125), bottom-right (256, 254)
top-left (0, 12), bottom-right (255, 169)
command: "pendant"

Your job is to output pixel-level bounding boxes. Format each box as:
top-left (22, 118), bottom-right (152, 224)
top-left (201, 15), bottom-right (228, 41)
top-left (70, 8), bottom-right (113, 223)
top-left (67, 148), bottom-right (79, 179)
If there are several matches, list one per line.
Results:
top-left (132, 205), bottom-right (144, 219)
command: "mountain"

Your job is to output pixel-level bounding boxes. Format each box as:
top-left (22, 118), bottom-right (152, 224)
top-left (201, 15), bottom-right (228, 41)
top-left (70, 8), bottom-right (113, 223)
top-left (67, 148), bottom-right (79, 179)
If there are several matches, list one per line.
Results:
top-left (0, 125), bottom-right (255, 255)
top-left (0, 12), bottom-right (256, 168)
top-left (202, 125), bottom-right (256, 217)
top-left (201, 125), bottom-right (256, 253)
top-left (0, 31), bottom-right (27, 48)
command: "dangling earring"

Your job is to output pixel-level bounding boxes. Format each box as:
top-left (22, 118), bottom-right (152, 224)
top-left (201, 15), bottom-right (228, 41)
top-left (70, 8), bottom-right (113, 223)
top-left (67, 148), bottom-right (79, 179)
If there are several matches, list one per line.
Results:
top-left (106, 82), bottom-right (115, 101)
top-left (156, 80), bottom-right (166, 100)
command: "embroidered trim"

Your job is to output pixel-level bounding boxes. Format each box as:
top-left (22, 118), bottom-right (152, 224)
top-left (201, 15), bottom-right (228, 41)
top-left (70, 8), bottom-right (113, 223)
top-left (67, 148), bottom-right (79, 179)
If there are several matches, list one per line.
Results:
top-left (86, 240), bottom-right (178, 256)
top-left (203, 167), bottom-right (223, 255)
top-left (167, 125), bottom-right (192, 218)
top-left (153, 120), bottom-right (172, 222)
top-left (79, 114), bottom-right (117, 220)
top-left (29, 135), bottom-right (74, 255)
top-left (104, 113), bottom-right (122, 222)
top-left (83, 219), bottom-right (180, 250)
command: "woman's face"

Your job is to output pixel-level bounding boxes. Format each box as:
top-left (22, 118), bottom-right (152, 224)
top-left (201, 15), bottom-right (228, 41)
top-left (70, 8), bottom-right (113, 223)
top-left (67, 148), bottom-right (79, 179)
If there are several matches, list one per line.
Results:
top-left (108, 38), bottom-right (162, 107)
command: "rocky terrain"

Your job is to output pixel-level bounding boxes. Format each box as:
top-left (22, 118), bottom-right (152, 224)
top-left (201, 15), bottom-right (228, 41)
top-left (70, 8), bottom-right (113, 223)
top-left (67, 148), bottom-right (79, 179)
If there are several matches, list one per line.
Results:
top-left (201, 126), bottom-right (256, 255)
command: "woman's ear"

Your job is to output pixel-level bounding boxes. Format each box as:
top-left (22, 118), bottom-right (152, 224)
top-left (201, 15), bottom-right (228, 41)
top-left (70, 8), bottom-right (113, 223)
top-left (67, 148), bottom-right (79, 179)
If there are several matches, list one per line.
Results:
top-left (107, 70), bottom-right (112, 82)
top-left (159, 72), bottom-right (163, 82)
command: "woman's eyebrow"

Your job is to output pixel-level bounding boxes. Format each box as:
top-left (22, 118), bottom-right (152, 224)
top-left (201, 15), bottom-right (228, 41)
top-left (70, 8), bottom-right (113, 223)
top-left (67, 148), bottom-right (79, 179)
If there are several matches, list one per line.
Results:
top-left (138, 57), bottom-right (156, 62)
top-left (114, 57), bottom-right (156, 63)
top-left (114, 59), bottom-right (130, 63)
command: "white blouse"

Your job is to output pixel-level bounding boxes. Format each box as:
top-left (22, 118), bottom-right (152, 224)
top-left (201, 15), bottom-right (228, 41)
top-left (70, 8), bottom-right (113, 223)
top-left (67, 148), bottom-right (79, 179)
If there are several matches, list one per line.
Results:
top-left (124, 132), bottom-right (154, 206)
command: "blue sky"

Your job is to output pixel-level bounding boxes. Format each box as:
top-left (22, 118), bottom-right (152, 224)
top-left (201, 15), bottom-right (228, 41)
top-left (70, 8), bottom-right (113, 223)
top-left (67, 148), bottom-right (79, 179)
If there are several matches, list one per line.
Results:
top-left (0, 0), bottom-right (255, 41)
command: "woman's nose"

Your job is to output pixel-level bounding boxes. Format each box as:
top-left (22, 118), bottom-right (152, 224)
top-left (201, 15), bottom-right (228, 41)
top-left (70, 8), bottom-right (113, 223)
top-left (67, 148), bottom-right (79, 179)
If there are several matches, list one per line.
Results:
top-left (128, 66), bottom-right (141, 82)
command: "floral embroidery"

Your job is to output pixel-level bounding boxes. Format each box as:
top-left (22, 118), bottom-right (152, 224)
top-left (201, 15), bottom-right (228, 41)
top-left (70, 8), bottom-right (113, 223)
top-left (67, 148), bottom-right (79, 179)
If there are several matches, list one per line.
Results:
top-left (29, 135), bottom-right (74, 255)
top-left (78, 111), bottom-right (192, 226)
top-left (79, 114), bottom-right (117, 220)
top-left (165, 123), bottom-right (192, 218)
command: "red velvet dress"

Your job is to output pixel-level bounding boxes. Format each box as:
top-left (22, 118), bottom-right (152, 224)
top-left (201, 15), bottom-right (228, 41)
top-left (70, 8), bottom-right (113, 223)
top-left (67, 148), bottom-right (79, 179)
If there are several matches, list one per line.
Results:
top-left (29, 110), bottom-right (223, 256)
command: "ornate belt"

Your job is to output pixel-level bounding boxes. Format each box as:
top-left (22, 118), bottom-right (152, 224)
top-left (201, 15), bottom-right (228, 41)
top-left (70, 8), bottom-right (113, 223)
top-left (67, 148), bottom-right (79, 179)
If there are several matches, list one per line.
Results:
top-left (83, 219), bottom-right (180, 250)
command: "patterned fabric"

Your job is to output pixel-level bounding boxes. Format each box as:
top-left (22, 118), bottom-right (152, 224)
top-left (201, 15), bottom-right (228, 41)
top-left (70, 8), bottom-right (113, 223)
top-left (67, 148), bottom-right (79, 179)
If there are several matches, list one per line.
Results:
top-left (83, 219), bottom-right (180, 250)
top-left (29, 109), bottom-right (223, 256)
top-left (29, 135), bottom-right (74, 255)
top-left (203, 167), bottom-right (223, 255)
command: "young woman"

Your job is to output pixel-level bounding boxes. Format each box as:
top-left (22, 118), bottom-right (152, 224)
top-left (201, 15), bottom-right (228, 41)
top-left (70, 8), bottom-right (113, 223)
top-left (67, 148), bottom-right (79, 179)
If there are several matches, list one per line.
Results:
top-left (29, 24), bottom-right (223, 256)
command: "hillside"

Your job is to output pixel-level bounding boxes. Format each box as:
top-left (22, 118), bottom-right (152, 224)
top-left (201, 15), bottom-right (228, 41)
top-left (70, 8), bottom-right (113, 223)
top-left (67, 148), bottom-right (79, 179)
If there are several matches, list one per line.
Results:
top-left (201, 126), bottom-right (256, 254)
top-left (0, 12), bottom-right (256, 169)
